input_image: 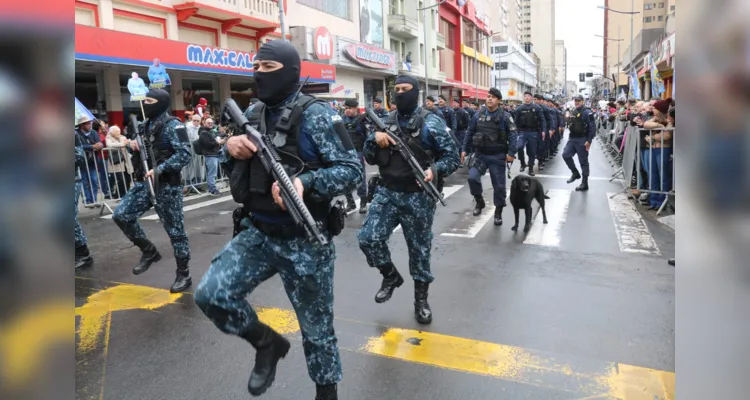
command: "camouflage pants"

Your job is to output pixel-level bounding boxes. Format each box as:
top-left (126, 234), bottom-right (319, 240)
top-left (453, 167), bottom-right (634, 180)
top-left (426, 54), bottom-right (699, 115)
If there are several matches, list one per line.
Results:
top-left (194, 222), bottom-right (342, 386)
top-left (357, 186), bottom-right (436, 283)
top-left (112, 181), bottom-right (190, 260)
top-left (74, 181), bottom-right (87, 248)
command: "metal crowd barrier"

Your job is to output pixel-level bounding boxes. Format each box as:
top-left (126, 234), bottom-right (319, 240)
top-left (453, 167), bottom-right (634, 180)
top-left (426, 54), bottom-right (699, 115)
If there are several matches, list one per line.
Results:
top-left (607, 124), bottom-right (676, 215)
top-left (76, 142), bottom-right (229, 216)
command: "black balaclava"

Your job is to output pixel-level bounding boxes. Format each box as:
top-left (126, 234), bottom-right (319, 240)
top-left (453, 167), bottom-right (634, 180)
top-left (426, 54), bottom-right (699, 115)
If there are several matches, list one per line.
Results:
top-left (143, 88), bottom-right (170, 119)
top-left (394, 75), bottom-right (420, 116)
top-left (254, 40), bottom-right (301, 107)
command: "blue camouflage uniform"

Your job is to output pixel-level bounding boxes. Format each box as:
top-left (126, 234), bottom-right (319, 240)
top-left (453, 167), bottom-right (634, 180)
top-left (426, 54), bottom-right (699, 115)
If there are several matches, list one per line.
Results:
top-left (343, 113), bottom-right (369, 200)
top-left (358, 107), bottom-right (458, 284)
top-left (195, 97), bottom-right (363, 387)
top-left (463, 107), bottom-right (517, 208)
top-left (112, 112), bottom-right (192, 261)
top-left (74, 145), bottom-right (87, 248)
top-left (514, 102), bottom-right (547, 172)
top-left (563, 106), bottom-right (596, 180)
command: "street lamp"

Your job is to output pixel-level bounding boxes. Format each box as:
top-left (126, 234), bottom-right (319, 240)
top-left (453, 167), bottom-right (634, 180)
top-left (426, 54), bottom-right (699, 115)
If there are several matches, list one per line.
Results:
top-left (417, 0), bottom-right (448, 102)
top-left (597, 4), bottom-right (640, 99)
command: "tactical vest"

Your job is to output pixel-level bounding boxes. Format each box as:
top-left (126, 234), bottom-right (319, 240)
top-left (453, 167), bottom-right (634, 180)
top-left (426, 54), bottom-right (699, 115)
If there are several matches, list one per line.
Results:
top-left (517, 105), bottom-right (539, 130)
top-left (377, 108), bottom-right (434, 192)
top-left (569, 108), bottom-right (589, 138)
top-left (237, 95), bottom-right (330, 223)
top-left (454, 108), bottom-right (469, 132)
top-left (345, 114), bottom-right (366, 151)
top-left (471, 111), bottom-right (508, 155)
top-left (133, 114), bottom-right (182, 186)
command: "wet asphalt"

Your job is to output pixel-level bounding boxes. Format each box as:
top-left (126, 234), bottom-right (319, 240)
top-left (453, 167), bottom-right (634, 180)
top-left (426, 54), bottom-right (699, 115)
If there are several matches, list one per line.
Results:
top-left (75, 136), bottom-right (675, 400)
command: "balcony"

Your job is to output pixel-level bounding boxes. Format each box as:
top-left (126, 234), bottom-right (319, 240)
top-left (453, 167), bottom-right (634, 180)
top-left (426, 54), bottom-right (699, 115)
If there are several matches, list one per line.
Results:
top-left (398, 62), bottom-right (423, 77)
top-left (388, 14), bottom-right (419, 39)
top-left (172, 0), bottom-right (279, 29)
top-left (435, 31), bottom-right (446, 50)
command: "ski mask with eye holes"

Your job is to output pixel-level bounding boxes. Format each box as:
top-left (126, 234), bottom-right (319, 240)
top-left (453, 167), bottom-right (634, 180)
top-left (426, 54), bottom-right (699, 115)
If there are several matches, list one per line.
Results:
top-left (254, 40), bottom-right (301, 107)
top-left (143, 88), bottom-right (171, 119)
top-left (394, 75), bottom-right (420, 116)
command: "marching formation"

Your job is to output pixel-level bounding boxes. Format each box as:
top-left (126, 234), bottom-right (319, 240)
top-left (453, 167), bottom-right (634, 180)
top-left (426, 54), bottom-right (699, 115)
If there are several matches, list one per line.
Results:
top-left (74, 40), bottom-right (598, 400)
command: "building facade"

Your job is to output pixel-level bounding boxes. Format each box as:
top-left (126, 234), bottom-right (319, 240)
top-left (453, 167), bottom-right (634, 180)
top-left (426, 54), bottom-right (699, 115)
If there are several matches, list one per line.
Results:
top-left (523, 0), bottom-right (556, 93)
top-left (505, 0), bottom-right (524, 43)
top-left (554, 40), bottom-right (567, 96)
top-left (490, 40), bottom-right (537, 102)
top-left (74, 0), bottom-right (336, 126)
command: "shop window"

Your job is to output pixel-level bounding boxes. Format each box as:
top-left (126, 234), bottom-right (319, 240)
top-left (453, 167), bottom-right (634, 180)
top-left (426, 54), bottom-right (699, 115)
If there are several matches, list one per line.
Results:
top-left (297, 0), bottom-right (350, 20)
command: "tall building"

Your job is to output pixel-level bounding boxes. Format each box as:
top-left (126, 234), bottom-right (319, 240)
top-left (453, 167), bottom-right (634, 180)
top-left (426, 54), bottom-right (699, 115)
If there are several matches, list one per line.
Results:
top-left (554, 40), bottom-right (566, 95)
top-left (490, 39), bottom-right (537, 102)
top-left (506, 0), bottom-right (524, 43)
top-left (565, 81), bottom-right (578, 100)
top-left (523, 0), bottom-right (555, 93)
top-left (603, 0), bottom-right (675, 91)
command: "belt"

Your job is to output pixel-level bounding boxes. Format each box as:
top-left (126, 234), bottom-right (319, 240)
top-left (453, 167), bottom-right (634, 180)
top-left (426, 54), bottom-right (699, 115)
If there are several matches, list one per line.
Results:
top-left (250, 216), bottom-right (307, 239)
top-left (382, 178), bottom-right (421, 193)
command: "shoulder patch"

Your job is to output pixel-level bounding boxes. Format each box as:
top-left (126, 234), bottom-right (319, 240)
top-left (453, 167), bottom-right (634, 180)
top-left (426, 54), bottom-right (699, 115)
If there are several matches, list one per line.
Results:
top-left (331, 114), bottom-right (342, 122)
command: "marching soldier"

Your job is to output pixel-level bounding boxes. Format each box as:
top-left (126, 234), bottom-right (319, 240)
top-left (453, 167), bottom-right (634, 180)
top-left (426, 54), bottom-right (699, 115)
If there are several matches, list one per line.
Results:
top-left (358, 75), bottom-right (459, 325)
top-left (372, 96), bottom-right (389, 120)
top-left (112, 88), bottom-right (193, 293)
top-left (514, 92), bottom-right (547, 176)
top-left (460, 88), bottom-right (517, 226)
top-left (194, 40), bottom-right (362, 400)
top-left (563, 95), bottom-right (596, 191)
top-left (342, 99), bottom-right (370, 213)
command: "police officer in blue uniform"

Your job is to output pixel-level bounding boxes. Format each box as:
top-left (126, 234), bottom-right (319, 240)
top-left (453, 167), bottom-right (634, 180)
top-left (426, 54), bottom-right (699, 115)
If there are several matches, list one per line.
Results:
top-left (552, 102), bottom-right (565, 156)
top-left (452, 97), bottom-right (471, 161)
top-left (437, 94), bottom-right (456, 133)
top-left (462, 98), bottom-right (476, 119)
top-left (563, 94), bottom-right (596, 191)
top-left (372, 96), bottom-right (389, 120)
top-left (424, 96), bottom-right (445, 121)
top-left (342, 99), bottom-right (369, 213)
top-left (514, 91), bottom-right (547, 176)
top-left (194, 40), bottom-right (362, 400)
top-left (534, 94), bottom-right (556, 171)
top-left (75, 133), bottom-right (94, 270)
top-left (112, 88), bottom-right (193, 293)
top-left (358, 75), bottom-right (459, 325)
top-left (461, 87), bottom-right (517, 226)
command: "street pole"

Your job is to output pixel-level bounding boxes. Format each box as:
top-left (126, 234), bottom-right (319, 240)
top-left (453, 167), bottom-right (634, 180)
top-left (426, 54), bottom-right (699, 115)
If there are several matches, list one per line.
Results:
top-left (617, 25), bottom-right (621, 97)
top-left (279, 0), bottom-right (287, 42)
top-left (628, 0), bottom-right (633, 99)
top-left (423, 1), bottom-right (430, 103)
top-left (474, 44), bottom-right (479, 103)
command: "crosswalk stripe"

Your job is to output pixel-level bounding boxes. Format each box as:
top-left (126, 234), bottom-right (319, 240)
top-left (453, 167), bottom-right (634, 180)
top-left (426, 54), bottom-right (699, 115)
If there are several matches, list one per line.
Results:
top-left (393, 185), bottom-right (464, 233)
top-left (140, 196), bottom-right (235, 220)
top-left (606, 192), bottom-right (661, 255)
top-left (523, 189), bottom-right (571, 247)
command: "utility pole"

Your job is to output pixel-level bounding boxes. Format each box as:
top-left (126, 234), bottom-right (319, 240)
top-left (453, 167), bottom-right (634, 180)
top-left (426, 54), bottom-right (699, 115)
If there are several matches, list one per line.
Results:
top-left (279, 0), bottom-right (287, 41)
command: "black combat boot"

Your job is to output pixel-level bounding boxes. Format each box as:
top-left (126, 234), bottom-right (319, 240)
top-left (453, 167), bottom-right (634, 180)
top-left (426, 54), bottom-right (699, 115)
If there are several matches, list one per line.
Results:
top-left (75, 245), bottom-right (94, 270)
top-left (315, 384), bottom-right (338, 400)
top-left (493, 207), bottom-right (503, 226)
top-left (374, 262), bottom-right (404, 303)
top-left (667, 258), bottom-right (675, 266)
top-left (566, 171), bottom-right (581, 184)
top-left (132, 238), bottom-right (161, 275)
top-left (472, 195), bottom-right (485, 216)
top-left (170, 258), bottom-right (192, 293)
top-left (539, 161), bottom-right (545, 171)
top-left (243, 321), bottom-right (291, 396)
top-left (414, 281), bottom-right (432, 324)
top-left (575, 177), bottom-right (589, 191)
top-left (528, 166), bottom-right (536, 177)
top-left (519, 164), bottom-right (526, 173)
top-left (359, 198), bottom-right (368, 214)
top-left (345, 194), bottom-right (356, 212)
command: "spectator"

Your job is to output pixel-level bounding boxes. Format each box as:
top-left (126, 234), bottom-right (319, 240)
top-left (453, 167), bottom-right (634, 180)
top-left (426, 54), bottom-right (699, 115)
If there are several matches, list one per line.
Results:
top-left (93, 120), bottom-right (113, 199)
top-left (75, 117), bottom-right (102, 207)
top-left (183, 114), bottom-right (203, 192)
top-left (198, 117), bottom-right (225, 196)
top-left (105, 125), bottom-right (134, 199)
top-left (643, 98), bottom-right (674, 210)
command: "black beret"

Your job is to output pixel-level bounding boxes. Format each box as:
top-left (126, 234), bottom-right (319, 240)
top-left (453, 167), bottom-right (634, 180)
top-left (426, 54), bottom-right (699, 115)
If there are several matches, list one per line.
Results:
top-left (438, 94), bottom-right (447, 101)
top-left (373, 97), bottom-right (383, 103)
top-left (488, 87), bottom-right (502, 99)
top-left (344, 99), bottom-right (359, 107)
top-left (533, 94), bottom-right (544, 100)
top-left (426, 95), bottom-right (436, 102)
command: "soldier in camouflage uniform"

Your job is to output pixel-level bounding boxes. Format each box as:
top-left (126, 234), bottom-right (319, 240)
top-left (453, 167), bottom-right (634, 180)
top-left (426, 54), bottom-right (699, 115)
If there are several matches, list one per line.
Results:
top-left (357, 75), bottom-right (459, 325)
top-left (75, 126), bottom-right (94, 270)
top-left (111, 88), bottom-right (193, 293)
top-left (194, 40), bottom-right (362, 400)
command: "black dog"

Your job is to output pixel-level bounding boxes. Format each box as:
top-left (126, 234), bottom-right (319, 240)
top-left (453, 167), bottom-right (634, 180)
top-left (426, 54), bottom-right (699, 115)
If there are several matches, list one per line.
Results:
top-left (510, 174), bottom-right (550, 233)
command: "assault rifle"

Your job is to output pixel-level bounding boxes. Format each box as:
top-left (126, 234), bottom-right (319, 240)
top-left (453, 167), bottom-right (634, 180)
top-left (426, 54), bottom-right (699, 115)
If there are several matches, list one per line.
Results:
top-left (128, 114), bottom-right (158, 205)
top-left (363, 108), bottom-right (446, 206)
top-left (221, 98), bottom-right (328, 246)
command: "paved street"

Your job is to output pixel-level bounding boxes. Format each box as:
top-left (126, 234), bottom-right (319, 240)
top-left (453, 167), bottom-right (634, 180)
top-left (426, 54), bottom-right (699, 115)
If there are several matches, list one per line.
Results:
top-left (75, 137), bottom-right (675, 400)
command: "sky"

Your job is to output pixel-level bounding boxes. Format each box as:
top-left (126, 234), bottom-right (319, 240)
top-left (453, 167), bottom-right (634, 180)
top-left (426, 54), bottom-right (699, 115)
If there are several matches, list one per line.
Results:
top-left (555, 0), bottom-right (605, 88)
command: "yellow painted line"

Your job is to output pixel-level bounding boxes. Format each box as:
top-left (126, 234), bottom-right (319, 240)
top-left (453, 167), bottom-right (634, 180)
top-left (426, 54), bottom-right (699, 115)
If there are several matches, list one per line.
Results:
top-left (361, 328), bottom-right (675, 400)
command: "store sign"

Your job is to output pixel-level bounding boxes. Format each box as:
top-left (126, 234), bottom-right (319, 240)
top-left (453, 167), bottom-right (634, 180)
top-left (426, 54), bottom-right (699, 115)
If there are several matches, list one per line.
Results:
top-left (343, 43), bottom-right (394, 69)
top-left (74, 25), bottom-right (336, 83)
top-left (186, 45), bottom-right (255, 71)
top-left (313, 26), bottom-right (334, 60)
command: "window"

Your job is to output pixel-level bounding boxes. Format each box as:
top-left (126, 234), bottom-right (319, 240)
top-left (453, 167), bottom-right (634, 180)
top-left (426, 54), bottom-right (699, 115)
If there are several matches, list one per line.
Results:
top-left (389, 0), bottom-right (398, 15)
top-left (644, 3), bottom-right (653, 9)
top-left (494, 62), bottom-right (500, 70)
top-left (432, 49), bottom-right (436, 68)
top-left (670, 5), bottom-right (675, 10)
top-left (658, 15), bottom-right (663, 21)
top-left (499, 45), bottom-right (508, 53)
top-left (446, 24), bottom-right (455, 50)
top-left (658, 2), bottom-right (665, 8)
top-left (418, 1), bottom-right (423, 22)
top-left (297, 0), bottom-right (350, 20)
top-left (500, 62), bottom-right (508, 70)
top-left (644, 16), bottom-right (653, 22)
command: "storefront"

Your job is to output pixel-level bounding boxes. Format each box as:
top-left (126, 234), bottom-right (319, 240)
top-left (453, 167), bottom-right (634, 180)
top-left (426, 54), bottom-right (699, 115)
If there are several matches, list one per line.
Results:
top-left (290, 26), bottom-right (397, 109)
top-left (75, 24), bottom-right (336, 126)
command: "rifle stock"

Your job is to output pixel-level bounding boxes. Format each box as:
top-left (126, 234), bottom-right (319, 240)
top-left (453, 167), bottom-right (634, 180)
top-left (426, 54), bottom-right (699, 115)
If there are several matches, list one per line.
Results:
top-left (363, 108), bottom-right (446, 206)
top-left (222, 99), bottom-right (328, 246)
top-left (128, 115), bottom-right (158, 205)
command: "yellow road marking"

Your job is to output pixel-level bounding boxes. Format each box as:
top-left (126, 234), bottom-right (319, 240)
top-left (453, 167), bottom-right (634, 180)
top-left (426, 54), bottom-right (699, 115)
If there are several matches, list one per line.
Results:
top-left (257, 306), bottom-right (300, 334)
top-left (362, 328), bottom-right (675, 400)
top-left (75, 284), bottom-right (183, 352)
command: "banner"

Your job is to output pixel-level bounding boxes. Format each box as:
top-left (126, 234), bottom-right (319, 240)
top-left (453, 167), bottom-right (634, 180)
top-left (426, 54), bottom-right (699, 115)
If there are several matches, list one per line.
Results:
top-left (650, 56), bottom-right (666, 97)
top-left (127, 72), bottom-right (149, 102)
top-left (147, 58), bottom-right (171, 89)
top-left (359, 0), bottom-right (383, 48)
top-left (74, 97), bottom-right (95, 126)
top-left (629, 70), bottom-right (641, 100)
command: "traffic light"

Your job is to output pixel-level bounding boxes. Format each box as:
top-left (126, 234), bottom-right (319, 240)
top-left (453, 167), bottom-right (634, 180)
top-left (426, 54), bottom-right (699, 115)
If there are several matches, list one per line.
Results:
top-left (585, 72), bottom-right (594, 77)
top-left (579, 73), bottom-right (585, 82)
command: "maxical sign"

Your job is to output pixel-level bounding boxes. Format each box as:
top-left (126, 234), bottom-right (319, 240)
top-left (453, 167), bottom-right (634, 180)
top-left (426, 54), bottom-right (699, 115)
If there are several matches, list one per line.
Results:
top-left (187, 44), bottom-right (255, 71)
